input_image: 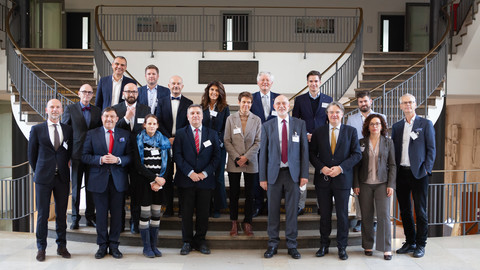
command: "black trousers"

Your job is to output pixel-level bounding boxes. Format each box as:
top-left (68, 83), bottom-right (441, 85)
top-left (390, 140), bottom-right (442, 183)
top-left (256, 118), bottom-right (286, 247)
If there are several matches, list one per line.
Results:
top-left (228, 172), bottom-right (254, 223)
top-left (316, 186), bottom-right (350, 248)
top-left (180, 187), bottom-right (212, 247)
top-left (396, 167), bottom-right (429, 247)
top-left (71, 159), bottom-right (95, 222)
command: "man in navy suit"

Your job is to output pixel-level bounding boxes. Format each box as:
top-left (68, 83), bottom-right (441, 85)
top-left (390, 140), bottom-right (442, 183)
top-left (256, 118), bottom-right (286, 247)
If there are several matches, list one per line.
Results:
top-left (173, 104), bottom-right (220, 255)
top-left (392, 93), bottom-right (435, 258)
top-left (310, 101), bottom-right (362, 260)
top-left (62, 84), bottom-right (102, 230)
top-left (28, 99), bottom-right (73, 262)
top-left (259, 95), bottom-right (309, 259)
top-left (113, 82), bottom-right (151, 234)
top-left (292, 70), bottom-right (333, 216)
top-left (95, 56), bottom-right (136, 110)
top-left (250, 71), bottom-right (279, 217)
top-left (138, 64), bottom-right (170, 115)
top-left (82, 107), bottom-right (132, 259)
top-left (156, 75), bottom-right (193, 216)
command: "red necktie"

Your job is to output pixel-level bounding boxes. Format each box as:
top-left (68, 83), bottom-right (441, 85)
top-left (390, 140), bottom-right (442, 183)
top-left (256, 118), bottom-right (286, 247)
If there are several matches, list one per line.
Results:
top-left (281, 119), bottom-right (288, 163)
top-left (195, 128), bottom-right (200, 154)
top-left (108, 130), bottom-right (114, 154)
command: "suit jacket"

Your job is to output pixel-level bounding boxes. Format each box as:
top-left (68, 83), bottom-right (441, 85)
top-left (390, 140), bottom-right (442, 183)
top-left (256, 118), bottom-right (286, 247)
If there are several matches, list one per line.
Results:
top-left (391, 115), bottom-right (436, 179)
top-left (346, 110), bottom-right (387, 139)
top-left (137, 84), bottom-right (170, 114)
top-left (62, 102), bottom-right (102, 160)
top-left (173, 126), bottom-right (220, 189)
top-left (224, 112), bottom-right (262, 173)
top-left (95, 75), bottom-right (136, 110)
top-left (156, 95), bottom-right (193, 138)
top-left (28, 122), bottom-right (73, 185)
top-left (292, 92), bottom-right (332, 133)
top-left (353, 136), bottom-right (396, 189)
top-left (250, 91), bottom-right (280, 123)
top-left (202, 105), bottom-right (230, 145)
top-left (113, 101), bottom-right (151, 135)
top-left (309, 124), bottom-right (362, 189)
top-left (81, 127), bottom-right (132, 193)
top-left (259, 116), bottom-right (309, 184)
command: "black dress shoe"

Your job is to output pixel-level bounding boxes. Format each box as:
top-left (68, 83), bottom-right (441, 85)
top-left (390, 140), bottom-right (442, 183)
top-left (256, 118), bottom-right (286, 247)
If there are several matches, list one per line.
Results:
top-left (288, 248), bottom-right (301, 259)
top-left (109, 248), bottom-right (123, 259)
top-left (197, 244), bottom-right (211, 255)
top-left (396, 242), bottom-right (416, 254)
top-left (413, 246), bottom-right (425, 258)
top-left (95, 248), bottom-right (107, 259)
top-left (57, 246), bottom-right (71, 258)
top-left (338, 247), bottom-right (348, 260)
top-left (364, 250), bottom-right (373, 256)
top-left (180, 242), bottom-right (192, 255)
top-left (86, 219), bottom-right (96, 227)
top-left (297, 208), bottom-right (305, 216)
top-left (252, 208), bottom-right (261, 218)
top-left (70, 220), bottom-right (79, 230)
top-left (263, 246), bottom-right (277, 258)
top-left (353, 220), bottom-right (361, 232)
top-left (315, 246), bottom-right (329, 257)
top-left (36, 250), bottom-right (46, 262)
top-left (384, 254), bottom-right (392, 260)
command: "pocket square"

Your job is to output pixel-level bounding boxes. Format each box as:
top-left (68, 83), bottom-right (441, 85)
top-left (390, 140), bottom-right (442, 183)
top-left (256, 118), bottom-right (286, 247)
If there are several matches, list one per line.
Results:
top-left (119, 137), bottom-right (125, 142)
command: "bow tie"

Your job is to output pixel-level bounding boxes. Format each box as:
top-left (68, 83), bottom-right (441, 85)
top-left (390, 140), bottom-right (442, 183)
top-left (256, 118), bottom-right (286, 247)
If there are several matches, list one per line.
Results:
top-left (82, 106), bottom-right (91, 111)
top-left (171, 96), bottom-right (180, 101)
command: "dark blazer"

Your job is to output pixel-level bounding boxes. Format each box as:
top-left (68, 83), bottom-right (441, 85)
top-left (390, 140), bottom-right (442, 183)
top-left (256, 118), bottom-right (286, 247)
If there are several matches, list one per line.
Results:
top-left (292, 92), bottom-right (333, 133)
top-left (28, 122), bottom-right (73, 184)
top-left (81, 127), bottom-right (132, 193)
top-left (202, 105), bottom-right (230, 145)
top-left (95, 75), bottom-right (136, 110)
top-left (62, 102), bottom-right (102, 160)
top-left (156, 95), bottom-right (193, 138)
top-left (138, 85), bottom-right (170, 114)
top-left (113, 101), bottom-right (151, 135)
top-left (309, 124), bottom-right (362, 189)
top-left (259, 116), bottom-right (309, 184)
top-left (391, 115), bottom-right (436, 179)
top-left (173, 126), bottom-right (220, 190)
top-left (250, 91), bottom-right (280, 123)
top-left (353, 136), bottom-right (396, 189)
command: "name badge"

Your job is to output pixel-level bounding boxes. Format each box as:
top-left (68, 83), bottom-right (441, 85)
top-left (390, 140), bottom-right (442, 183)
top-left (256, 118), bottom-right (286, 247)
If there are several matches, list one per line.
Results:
top-left (203, 140), bottom-right (212, 148)
top-left (322, 102), bottom-right (329, 108)
top-left (292, 134), bottom-right (300, 143)
top-left (410, 131), bottom-right (418, 140)
top-left (210, 111), bottom-right (218, 117)
top-left (360, 146), bottom-right (365, 152)
top-left (151, 149), bottom-right (160, 156)
top-left (137, 118), bottom-right (144, 124)
top-left (233, 127), bottom-right (241, 134)
top-left (271, 110), bottom-right (278, 116)
top-left (63, 141), bottom-right (68, 150)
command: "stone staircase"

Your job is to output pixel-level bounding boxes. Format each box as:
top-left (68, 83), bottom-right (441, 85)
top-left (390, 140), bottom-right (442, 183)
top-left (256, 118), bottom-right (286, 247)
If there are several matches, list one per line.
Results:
top-left (452, 0), bottom-right (480, 54)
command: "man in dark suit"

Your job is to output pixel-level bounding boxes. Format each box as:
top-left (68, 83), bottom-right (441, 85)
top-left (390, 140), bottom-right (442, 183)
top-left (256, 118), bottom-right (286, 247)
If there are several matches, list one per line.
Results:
top-left (173, 104), bottom-right (220, 255)
top-left (392, 93), bottom-right (435, 258)
top-left (95, 56), bottom-right (136, 110)
top-left (156, 75), bottom-right (193, 217)
top-left (310, 101), bottom-right (362, 260)
top-left (113, 82), bottom-right (151, 233)
top-left (137, 64), bottom-right (170, 115)
top-left (62, 84), bottom-right (102, 230)
top-left (82, 107), bottom-right (132, 259)
top-left (259, 95), bottom-right (309, 260)
top-left (250, 71), bottom-right (279, 217)
top-left (292, 70), bottom-right (333, 216)
top-left (28, 99), bottom-right (73, 262)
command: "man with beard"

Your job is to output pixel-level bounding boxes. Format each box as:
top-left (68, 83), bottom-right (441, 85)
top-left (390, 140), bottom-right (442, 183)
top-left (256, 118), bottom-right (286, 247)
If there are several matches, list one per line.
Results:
top-left (138, 64), bottom-right (170, 115)
top-left (346, 91), bottom-right (386, 232)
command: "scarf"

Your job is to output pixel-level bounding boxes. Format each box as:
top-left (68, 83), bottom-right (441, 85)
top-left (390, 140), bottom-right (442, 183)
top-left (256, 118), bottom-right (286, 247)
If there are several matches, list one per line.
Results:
top-left (136, 130), bottom-right (171, 177)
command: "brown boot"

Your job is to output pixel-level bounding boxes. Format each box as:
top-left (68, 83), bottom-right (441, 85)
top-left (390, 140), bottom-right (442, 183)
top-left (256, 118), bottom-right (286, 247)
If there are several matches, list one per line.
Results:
top-left (243, 222), bottom-right (254, 236)
top-left (230, 221), bottom-right (238, 237)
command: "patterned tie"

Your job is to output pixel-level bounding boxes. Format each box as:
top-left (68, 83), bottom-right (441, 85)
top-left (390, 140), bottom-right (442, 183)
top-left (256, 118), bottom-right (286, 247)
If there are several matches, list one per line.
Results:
top-left (108, 130), bottom-right (114, 154)
top-left (195, 128), bottom-right (200, 154)
top-left (262, 95), bottom-right (270, 120)
top-left (331, 127), bottom-right (336, 154)
top-left (281, 119), bottom-right (288, 163)
top-left (53, 124), bottom-right (60, 151)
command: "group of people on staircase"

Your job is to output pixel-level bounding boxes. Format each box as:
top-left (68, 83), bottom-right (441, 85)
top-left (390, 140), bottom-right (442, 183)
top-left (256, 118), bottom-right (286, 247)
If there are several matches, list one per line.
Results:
top-left (28, 55), bottom-right (435, 262)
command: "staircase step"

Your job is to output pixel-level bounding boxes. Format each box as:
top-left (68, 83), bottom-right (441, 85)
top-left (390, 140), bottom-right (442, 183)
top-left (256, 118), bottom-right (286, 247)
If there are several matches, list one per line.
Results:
top-left (30, 69), bottom-right (94, 78)
top-left (359, 80), bottom-right (404, 89)
top-left (362, 72), bottom-right (416, 81)
top-left (22, 48), bottom-right (94, 56)
top-left (363, 51), bottom-right (436, 59)
top-left (25, 55), bottom-right (94, 63)
top-left (25, 61), bottom-right (94, 71)
top-left (363, 65), bottom-right (424, 73)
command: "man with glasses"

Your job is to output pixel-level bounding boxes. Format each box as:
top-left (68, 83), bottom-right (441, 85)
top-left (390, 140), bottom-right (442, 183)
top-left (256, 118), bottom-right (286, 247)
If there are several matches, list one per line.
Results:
top-left (392, 93), bottom-right (435, 258)
top-left (309, 101), bottom-right (361, 260)
top-left (113, 83), bottom-right (151, 234)
top-left (63, 84), bottom-right (102, 230)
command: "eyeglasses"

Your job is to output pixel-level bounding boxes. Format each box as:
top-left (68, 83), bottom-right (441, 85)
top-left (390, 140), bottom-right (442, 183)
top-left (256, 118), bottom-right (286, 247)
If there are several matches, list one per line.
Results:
top-left (80, 91), bottom-right (94, 95)
top-left (369, 122), bottom-right (381, 127)
top-left (124, 91), bottom-right (138, 95)
top-left (401, 101), bottom-right (415, 105)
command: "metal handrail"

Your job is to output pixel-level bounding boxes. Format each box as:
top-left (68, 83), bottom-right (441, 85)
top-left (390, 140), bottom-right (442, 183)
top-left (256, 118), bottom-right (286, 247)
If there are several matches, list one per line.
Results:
top-left (0, 161), bottom-right (29, 169)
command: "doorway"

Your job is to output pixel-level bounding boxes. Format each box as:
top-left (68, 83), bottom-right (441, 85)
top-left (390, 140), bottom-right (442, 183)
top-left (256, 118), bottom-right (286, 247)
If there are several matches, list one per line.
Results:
top-left (30, 0), bottom-right (64, 48)
top-left (406, 3), bottom-right (430, 52)
top-left (380, 15), bottom-right (405, 52)
top-left (222, 13), bottom-right (249, 50)
top-left (66, 12), bottom-right (90, 49)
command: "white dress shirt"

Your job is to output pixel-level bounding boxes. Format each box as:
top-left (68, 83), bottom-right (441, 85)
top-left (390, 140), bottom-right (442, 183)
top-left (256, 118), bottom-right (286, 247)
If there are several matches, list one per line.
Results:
top-left (277, 116), bottom-right (289, 167)
top-left (123, 101), bottom-right (137, 131)
top-left (171, 94), bottom-right (181, 136)
top-left (111, 76), bottom-right (123, 106)
top-left (187, 125), bottom-right (208, 178)
top-left (47, 119), bottom-right (63, 147)
top-left (147, 85), bottom-right (157, 114)
top-left (400, 115), bottom-right (416, 166)
top-left (261, 91), bottom-right (271, 120)
top-left (329, 123), bottom-right (340, 147)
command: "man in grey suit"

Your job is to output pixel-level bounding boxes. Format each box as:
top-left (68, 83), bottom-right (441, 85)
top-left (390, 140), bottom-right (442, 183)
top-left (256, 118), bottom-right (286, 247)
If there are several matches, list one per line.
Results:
top-left (259, 95), bottom-right (309, 259)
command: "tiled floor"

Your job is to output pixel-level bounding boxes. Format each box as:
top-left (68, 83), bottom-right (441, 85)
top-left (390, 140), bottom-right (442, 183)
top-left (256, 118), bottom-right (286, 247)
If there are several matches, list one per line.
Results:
top-left (1, 231), bottom-right (479, 270)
